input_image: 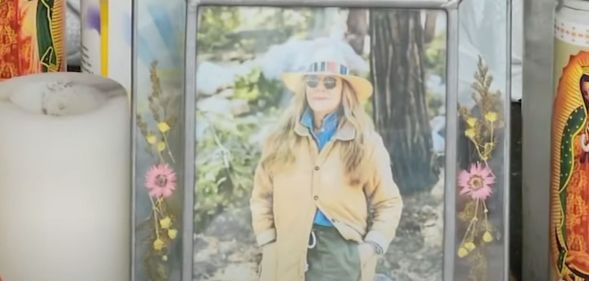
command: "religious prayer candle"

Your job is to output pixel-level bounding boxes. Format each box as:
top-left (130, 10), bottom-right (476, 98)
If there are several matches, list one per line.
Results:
top-left (81, 0), bottom-right (132, 93)
top-left (551, 2), bottom-right (589, 280)
top-left (0, 0), bottom-right (66, 81)
top-left (0, 73), bottom-right (130, 281)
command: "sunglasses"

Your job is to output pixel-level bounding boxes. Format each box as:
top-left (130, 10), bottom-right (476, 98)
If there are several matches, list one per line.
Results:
top-left (304, 75), bottom-right (338, 90)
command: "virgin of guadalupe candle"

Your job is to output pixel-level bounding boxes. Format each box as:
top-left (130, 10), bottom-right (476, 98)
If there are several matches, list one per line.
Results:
top-left (0, 0), bottom-right (66, 81)
top-left (552, 2), bottom-right (589, 280)
top-left (0, 73), bottom-right (130, 281)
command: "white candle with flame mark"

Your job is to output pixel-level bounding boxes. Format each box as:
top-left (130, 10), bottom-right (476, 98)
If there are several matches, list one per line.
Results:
top-left (0, 73), bottom-right (130, 281)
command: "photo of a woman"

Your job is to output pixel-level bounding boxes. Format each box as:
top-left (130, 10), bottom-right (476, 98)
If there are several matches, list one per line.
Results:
top-left (194, 6), bottom-right (448, 281)
top-left (250, 52), bottom-right (404, 281)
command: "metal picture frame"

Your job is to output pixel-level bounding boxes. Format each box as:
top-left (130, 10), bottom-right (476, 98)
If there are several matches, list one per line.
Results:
top-left (129, 0), bottom-right (512, 280)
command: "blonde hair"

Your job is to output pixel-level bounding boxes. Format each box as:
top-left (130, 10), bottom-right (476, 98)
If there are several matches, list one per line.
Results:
top-left (260, 80), bottom-right (375, 182)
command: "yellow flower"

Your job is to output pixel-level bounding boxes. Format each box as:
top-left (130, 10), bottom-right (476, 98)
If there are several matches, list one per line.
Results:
top-left (146, 134), bottom-right (157, 144)
top-left (465, 128), bottom-right (476, 139)
top-left (158, 122), bottom-right (171, 133)
top-left (466, 117), bottom-right (477, 127)
top-left (484, 112), bottom-right (498, 122)
top-left (153, 239), bottom-right (165, 251)
top-left (157, 142), bottom-right (166, 152)
top-left (484, 142), bottom-right (495, 151)
top-left (159, 217), bottom-right (172, 229)
top-left (464, 242), bottom-right (476, 251)
top-left (168, 229), bottom-right (178, 239)
top-left (458, 247), bottom-right (469, 258)
top-left (483, 231), bottom-right (493, 242)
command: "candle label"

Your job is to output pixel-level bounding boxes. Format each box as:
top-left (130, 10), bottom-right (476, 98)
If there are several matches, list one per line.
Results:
top-left (555, 17), bottom-right (589, 46)
top-left (0, 0), bottom-right (66, 81)
top-left (80, 0), bottom-right (132, 93)
top-left (554, 12), bottom-right (589, 96)
top-left (551, 51), bottom-right (589, 280)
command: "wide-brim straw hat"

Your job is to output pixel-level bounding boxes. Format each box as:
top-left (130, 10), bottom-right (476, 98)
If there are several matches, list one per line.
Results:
top-left (281, 60), bottom-right (373, 102)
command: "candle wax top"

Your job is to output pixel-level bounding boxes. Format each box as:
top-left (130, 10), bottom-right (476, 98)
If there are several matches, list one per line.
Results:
top-left (0, 73), bottom-right (126, 117)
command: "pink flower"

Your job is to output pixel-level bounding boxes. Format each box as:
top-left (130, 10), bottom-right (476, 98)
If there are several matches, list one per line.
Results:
top-left (145, 164), bottom-right (177, 198)
top-left (458, 162), bottom-right (495, 200)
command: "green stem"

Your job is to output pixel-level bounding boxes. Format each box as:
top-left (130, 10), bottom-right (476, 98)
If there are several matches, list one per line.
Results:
top-left (162, 133), bottom-right (176, 164)
top-left (149, 196), bottom-right (160, 239)
top-left (460, 199), bottom-right (480, 246)
top-left (470, 138), bottom-right (486, 161)
top-left (482, 200), bottom-right (490, 231)
top-left (470, 199), bottom-right (480, 241)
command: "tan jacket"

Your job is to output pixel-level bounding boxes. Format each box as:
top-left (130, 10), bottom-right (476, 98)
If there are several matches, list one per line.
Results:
top-left (250, 122), bottom-right (403, 281)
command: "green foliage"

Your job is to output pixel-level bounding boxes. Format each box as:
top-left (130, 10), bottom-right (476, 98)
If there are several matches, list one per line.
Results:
top-left (227, 9), bottom-right (314, 54)
top-left (195, 65), bottom-right (283, 232)
top-left (197, 7), bottom-right (240, 53)
top-left (426, 93), bottom-right (444, 117)
top-left (197, 7), bottom-right (314, 55)
top-left (195, 112), bottom-right (262, 232)
top-left (424, 33), bottom-right (447, 118)
top-left (424, 34), bottom-right (447, 80)
top-left (234, 68), bottom-right (283, 112)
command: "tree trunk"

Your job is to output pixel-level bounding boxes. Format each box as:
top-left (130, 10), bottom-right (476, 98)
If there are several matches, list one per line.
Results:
top-left (423, 12), bottom-right (438, 45)
top-left (345, 9), bottom-right (369, 55)
top-left (370, 10), bottom-right (439, 195)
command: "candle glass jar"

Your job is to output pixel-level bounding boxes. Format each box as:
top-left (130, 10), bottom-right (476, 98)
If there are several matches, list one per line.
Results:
top-left (551, 1), bottom-right (589, 280)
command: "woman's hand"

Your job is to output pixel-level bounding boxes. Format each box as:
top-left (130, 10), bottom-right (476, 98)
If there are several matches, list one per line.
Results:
top-left (357, 242), bottom-right (376, 266)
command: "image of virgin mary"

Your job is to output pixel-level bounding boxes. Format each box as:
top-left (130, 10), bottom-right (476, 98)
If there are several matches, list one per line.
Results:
top-left (553, 57), bottom-right (589, 280)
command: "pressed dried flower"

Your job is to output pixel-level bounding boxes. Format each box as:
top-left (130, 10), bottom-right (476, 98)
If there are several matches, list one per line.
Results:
top-left (145, 164), bottom-right (177, 198)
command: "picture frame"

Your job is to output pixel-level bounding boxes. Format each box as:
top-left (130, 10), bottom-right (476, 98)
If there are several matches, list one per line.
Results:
top-left (131, 0), bottom-right (511, 280)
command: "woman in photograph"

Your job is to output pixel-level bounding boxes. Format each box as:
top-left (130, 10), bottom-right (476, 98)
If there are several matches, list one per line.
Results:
top-left (250, 54), bottom-right (403, 281)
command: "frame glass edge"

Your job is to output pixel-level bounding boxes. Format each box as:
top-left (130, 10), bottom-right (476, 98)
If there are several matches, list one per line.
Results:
top-left (188, 0), bottom-right (459, 9)
top-left (183, 2), bottom-right (199, 281)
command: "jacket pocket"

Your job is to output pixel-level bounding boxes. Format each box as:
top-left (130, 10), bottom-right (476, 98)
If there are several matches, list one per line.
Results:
top-left (258, 242), bottom-right (277, 281)
top-left (332, 220), bottom-right (364, 242)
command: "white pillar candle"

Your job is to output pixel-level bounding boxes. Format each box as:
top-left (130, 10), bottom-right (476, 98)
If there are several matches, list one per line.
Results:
top-left (0, 73), bottom-right (130, 281)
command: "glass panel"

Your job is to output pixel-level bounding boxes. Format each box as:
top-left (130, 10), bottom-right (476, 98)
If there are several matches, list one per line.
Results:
top-left (454, 0), bottom-right (509, 280)
top-left (192, 6), bottom-right (447, 281)
top-left (133, 1), bottom-right (186, 281)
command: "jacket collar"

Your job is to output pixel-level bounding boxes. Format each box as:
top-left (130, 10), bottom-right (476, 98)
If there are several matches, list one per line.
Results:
top-left (294, 110), bottom-right (356, 141)
top-left (300, 108), bottom-right (339, 134)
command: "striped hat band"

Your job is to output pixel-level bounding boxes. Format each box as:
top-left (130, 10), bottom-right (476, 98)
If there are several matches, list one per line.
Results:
top-left (307, 61), bottom-right (350, 75)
